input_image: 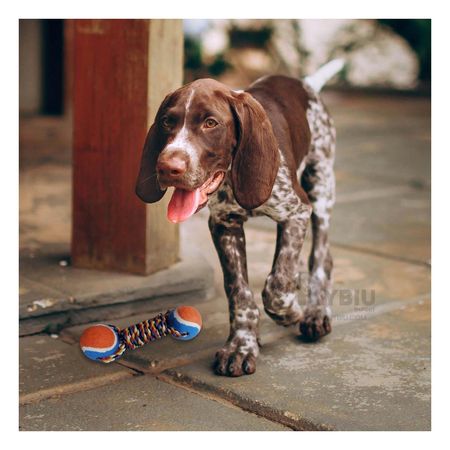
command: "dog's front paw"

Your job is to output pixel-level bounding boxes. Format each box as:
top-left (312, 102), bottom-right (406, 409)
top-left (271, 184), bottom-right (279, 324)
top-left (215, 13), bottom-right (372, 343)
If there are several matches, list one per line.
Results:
top-left (299, 305), bottom-right (332, 341)
top-left (214, 331), bottom-right (259, 377)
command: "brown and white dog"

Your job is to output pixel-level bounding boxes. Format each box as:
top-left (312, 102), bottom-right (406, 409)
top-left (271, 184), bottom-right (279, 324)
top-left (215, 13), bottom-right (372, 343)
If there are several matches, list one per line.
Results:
top-left (136, 60), bottom-right (344, 377)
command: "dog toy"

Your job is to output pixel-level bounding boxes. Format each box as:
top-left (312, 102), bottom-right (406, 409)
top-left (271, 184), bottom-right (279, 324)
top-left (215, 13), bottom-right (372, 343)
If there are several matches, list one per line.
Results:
top-left (79, 305), bottom-right (202, 363)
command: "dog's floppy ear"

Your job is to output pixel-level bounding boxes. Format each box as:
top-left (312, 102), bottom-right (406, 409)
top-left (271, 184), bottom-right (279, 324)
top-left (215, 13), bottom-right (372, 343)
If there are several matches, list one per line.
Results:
top-left (135, 95), bottom-right (171, 203)
top-left (229, 91), bottom-right (279, 210)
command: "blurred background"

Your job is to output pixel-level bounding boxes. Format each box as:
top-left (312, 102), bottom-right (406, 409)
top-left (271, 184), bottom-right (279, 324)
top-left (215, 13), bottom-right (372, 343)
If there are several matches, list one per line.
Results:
top-left (183, 19), bottom-right (430, 90)
top-left (20, 19), bottom-right (431, 118)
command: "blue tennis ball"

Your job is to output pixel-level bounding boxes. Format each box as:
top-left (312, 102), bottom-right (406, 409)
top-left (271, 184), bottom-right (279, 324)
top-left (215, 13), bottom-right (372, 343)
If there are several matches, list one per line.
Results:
top-left (167, 306), bottom-right (202, 341)
top-left (80, 324), bottom-right (120, 361)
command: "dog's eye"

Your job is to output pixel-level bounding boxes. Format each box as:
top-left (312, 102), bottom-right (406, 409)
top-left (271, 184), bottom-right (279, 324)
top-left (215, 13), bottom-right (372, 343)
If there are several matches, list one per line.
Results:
top-left (204, 118), bottom-right (218, 129)
top-left (161, 116), bottom-right (173, 129)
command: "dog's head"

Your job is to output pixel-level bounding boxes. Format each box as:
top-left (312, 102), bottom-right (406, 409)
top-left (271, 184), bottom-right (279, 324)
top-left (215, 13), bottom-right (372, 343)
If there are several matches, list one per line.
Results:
top-left (135, 79), bottom-right (279, 222)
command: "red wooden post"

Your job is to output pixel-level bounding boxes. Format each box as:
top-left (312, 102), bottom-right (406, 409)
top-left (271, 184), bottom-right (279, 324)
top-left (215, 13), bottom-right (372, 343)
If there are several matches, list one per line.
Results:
top-left (72, 19), bottom-right (183, 274)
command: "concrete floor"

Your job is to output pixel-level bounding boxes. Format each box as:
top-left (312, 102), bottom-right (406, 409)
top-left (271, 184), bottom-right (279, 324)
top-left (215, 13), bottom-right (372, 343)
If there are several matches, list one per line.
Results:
top-left (19, 90), bottom-right (431, 430)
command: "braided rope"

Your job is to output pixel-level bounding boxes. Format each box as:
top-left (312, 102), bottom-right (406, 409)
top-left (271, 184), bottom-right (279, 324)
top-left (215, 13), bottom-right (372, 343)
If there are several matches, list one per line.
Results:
top-left (99, 310), bottom-right (185, 363)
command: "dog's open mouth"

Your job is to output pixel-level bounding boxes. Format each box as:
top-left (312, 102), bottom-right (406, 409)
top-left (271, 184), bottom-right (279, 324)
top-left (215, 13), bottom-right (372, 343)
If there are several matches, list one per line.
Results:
top-left (167, 171), bottom-right (225, 223)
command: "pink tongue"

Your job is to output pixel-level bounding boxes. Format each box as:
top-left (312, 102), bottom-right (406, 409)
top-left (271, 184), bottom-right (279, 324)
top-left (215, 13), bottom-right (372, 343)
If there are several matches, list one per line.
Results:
top-left (167, 188), bottom-right (201, 223)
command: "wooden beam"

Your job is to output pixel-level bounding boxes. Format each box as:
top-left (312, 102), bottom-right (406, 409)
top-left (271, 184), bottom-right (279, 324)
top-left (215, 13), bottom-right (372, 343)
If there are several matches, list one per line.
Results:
top-left (72, 19), bottom-right (183, 274)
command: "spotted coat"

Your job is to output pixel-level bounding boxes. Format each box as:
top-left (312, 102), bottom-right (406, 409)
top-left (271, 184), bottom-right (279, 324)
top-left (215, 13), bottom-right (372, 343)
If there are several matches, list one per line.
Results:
top-left (208, 81), bottom-right (336, 375)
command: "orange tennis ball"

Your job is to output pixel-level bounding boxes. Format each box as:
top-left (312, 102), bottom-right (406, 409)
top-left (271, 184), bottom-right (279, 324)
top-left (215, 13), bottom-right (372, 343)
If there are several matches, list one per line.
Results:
top-left (79, 324), bottom-right (120, 361)
top-left (167, 305), bottom-right (203, 340)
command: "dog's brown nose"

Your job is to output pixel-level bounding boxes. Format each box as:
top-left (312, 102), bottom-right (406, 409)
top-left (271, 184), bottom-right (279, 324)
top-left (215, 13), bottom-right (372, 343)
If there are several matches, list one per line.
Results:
top-left (157, 153), bottom-right (188, 178)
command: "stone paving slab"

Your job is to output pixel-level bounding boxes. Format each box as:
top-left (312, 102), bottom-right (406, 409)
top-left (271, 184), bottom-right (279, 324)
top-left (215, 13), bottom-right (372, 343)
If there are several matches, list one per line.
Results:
top-left (241, 183), bottom-right (430, 265)
top-left (19, 374), bottom-right (288, 431)
top-left (334, 131), bottom-right (430, 188)
top-left (234, 227), bottom-right (429, 318)
top-left (331, 189), bottom-right (430, 265)
top-left (19, 244), bottom-right (214, 335)
top-left (20, 245), bottom-right (213, 316)
top-left (334, 168), bottom-right (419, 199)
top-left (59, 297), bottom-right (292, 373)
top-left (244, 230), bottom-right (430, 312)
top-left (183, 214), bottom-right (430, 311)
top-left (59, 220), bottom-right (430, 375)
top-left (59, 244), bottom-right (430, 377)
top-left (161, 300), bottom-right (431, 431)
top-left (328, 93), bottom-right (430, 187)
top-left (20, 334), bottom-right (134, 404)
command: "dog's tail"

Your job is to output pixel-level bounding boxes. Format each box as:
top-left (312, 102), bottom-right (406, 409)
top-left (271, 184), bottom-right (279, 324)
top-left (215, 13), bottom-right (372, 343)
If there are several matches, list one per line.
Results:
top-left (304, 58), bottom-right (345, 93)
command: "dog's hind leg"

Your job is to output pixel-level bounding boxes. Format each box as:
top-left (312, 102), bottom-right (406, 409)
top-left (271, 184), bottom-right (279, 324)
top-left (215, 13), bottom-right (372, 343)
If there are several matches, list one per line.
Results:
top-left (260, 151), bottom-right (313, 328)
top-left (262, 208), bottom-right (311, 326)
top-left (299, 92), bottom-right (336, 341)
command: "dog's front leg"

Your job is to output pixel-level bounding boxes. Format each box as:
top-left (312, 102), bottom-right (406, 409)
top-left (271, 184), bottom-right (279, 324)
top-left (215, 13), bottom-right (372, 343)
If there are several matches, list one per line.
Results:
top-left (209, 215), bottom-right (260, 377)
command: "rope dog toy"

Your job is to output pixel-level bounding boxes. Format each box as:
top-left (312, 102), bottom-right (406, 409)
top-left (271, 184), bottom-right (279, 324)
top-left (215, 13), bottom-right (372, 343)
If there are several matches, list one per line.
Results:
top-left (79, 305), bottom-right (202, 363)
